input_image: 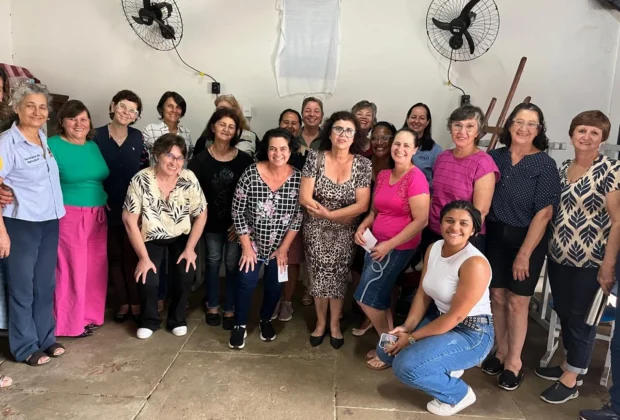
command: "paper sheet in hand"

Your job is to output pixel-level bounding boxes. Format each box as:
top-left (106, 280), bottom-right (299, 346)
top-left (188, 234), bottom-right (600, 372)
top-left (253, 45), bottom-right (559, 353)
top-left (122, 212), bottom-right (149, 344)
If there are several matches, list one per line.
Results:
top-left (278, 265), bottom-right (289, 283)
top-left (362, 229), bottom-right (377, 253)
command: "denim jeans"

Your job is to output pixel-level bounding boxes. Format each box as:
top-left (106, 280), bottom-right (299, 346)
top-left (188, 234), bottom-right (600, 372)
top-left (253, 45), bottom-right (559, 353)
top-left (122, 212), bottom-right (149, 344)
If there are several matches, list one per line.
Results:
top-left (354, 249), bottom-right (414, 310)
top-left (376, 312), bottom-right (494, 405)
top-left (234, 259), bottom-right (282, 326)
top-left (204, 232), bottom-right (240, 313)
top-left (547, 260), bottom-right (600, 374)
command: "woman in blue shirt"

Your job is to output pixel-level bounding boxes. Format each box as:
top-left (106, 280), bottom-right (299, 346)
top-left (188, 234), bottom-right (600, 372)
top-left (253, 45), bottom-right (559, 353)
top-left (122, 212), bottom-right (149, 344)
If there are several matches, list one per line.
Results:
top-left (403, 103), bottom-right (443, 186)
top-left (0, 84), bottom-right (66, 366)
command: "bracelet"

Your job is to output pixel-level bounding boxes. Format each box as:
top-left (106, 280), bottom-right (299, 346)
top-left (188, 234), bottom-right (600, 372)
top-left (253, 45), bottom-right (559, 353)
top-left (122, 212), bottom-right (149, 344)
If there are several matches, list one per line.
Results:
top-left (408, 334), bottom-right (416, 345)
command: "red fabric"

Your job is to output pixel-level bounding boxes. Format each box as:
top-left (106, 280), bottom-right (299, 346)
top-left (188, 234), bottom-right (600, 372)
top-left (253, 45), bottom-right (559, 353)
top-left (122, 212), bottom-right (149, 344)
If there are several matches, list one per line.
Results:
top-left (0, 63), bottom-right (40, 83)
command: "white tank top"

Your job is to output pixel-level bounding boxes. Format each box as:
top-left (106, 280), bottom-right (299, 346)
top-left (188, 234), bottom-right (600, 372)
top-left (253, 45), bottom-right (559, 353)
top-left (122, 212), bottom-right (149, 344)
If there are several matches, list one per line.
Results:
top-left (422, 240), bottom-right (492, 317)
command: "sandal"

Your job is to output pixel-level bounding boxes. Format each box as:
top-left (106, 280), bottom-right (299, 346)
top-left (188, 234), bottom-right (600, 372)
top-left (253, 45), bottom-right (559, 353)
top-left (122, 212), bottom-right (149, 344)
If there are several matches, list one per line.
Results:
top-left (44, 343), bottom-right (66, 358)
top-left (366, 357), bottom-right (390, 371)
top-left (85, 324), bottom-right (100, 331)
top-left (301, 292), bottom-right (313, 306)
top-left (25, 351), bottom-right (50, 366)
top-left (0, 375), bottom-right (12, 388)
top-left (365, 349), bottom-right (377, 360)
top-left (76, 329), bottom-right (93, 338)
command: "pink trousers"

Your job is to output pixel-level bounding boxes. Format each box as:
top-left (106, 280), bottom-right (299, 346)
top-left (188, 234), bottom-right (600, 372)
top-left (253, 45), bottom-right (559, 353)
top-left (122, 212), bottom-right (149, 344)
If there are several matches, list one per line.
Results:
top-left (54, 205), bottom-right (108, 337)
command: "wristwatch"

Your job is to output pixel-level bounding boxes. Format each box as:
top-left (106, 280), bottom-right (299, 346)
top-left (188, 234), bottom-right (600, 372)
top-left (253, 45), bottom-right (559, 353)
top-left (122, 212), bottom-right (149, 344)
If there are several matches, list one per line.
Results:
top-left (408, 335), bottom-right (416, 345)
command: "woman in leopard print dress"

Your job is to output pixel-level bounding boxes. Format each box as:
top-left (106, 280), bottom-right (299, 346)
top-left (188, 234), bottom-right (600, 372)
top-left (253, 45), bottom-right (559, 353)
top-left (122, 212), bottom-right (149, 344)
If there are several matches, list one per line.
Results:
top-left (300, 111), bottom-right (372, 349)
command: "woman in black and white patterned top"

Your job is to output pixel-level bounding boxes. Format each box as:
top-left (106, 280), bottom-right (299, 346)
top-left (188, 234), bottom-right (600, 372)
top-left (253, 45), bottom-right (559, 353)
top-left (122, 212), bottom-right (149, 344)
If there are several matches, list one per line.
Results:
top-left (229, 128), bottom-right (303, 349)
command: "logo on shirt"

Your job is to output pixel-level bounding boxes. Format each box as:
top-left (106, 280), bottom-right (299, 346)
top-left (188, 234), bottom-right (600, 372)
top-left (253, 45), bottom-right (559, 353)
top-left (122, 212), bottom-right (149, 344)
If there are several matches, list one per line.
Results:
top-left (417, 155), bottom-right (429, 161)
top-left (0, 156), bottom-right (3, 171)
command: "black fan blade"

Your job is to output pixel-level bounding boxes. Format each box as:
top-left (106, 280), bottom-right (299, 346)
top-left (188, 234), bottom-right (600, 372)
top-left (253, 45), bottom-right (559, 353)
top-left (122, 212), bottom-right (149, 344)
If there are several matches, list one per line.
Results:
top-left (460, 0), bottom-right (481, 19)
top-left (154, 19), bottom-right (176, 39)
top-left (463, 29), bottom-right (475, 54)
top-left (432, 18), bottom-right (452, 31)
top-left (142, 0), bottom-right (152, 8)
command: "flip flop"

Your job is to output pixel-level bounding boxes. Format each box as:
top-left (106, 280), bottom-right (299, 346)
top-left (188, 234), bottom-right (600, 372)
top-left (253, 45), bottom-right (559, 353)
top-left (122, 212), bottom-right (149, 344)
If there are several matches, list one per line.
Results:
top-left (365, 349), bottom-right (377, 360)
top-left (366, 357), bottom-right (390, 371)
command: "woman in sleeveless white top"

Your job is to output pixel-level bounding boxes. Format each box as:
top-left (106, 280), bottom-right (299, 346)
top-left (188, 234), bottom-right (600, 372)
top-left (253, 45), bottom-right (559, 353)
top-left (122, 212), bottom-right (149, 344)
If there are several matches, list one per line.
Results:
top-left (374, 200), bottom-right (494, 417)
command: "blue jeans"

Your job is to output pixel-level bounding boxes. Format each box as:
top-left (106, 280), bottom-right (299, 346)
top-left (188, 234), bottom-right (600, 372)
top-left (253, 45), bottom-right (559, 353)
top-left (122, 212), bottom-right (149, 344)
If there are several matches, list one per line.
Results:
top-left (354, 249), bottom-right (414, 310)
top-left (204, 232), bottom-right (240, 313)
top-left (376, 312), bottom-right (494, 405)
top-left (235, 259), bottom-right (282, 326)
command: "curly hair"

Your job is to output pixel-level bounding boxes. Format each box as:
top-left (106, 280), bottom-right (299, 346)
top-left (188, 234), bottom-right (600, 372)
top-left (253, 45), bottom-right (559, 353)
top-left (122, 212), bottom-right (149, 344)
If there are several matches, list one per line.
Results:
top-left (316, 111), bottom-right (363, 155)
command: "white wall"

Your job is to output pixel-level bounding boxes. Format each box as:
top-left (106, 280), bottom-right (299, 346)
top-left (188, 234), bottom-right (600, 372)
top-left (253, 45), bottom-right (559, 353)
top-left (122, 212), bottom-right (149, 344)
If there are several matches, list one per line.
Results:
top-left (0, 0), bottom-right (13, 64)
top-left (8, 0), bottom-right (620, 162)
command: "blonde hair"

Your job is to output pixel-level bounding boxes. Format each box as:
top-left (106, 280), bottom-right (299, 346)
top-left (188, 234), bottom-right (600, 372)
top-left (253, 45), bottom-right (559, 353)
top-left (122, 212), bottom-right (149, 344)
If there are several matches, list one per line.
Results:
top-left (214, 94), bottom-right (250, 131)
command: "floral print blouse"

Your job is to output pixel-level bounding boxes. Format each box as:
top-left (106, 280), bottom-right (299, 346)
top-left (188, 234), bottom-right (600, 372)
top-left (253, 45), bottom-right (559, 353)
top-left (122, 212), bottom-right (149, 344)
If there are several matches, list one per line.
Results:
top-left (232, 164), bottom-right (303, 260)
top-left (123, 167), bottom-right (207, 242)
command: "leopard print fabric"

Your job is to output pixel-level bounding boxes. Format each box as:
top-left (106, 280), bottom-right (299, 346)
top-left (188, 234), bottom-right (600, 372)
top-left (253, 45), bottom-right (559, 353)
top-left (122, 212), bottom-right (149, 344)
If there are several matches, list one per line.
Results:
top-left (302, 150), bottom-right (372, 299)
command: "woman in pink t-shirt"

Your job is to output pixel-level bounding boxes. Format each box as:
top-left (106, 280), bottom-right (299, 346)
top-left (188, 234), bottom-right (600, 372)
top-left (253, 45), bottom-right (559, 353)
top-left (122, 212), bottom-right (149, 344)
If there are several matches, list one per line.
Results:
top-left (354, 128), bottom-right (430, 370)
top-left (421, 105), bottom-right (499, 254)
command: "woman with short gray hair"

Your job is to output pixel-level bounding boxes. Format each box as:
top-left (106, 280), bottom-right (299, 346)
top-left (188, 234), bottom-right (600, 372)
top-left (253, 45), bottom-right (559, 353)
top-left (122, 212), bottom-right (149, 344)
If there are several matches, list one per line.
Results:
top-left (352, 100), bottom-right (378, 158)
top-left (0, 83), bottom-right (66, 367)
top-left (421, 105), bottom-right (499, 254)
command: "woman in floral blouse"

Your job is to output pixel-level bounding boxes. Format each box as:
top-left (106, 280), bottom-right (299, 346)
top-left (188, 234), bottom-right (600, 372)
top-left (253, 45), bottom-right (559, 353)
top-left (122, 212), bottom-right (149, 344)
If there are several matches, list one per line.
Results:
top-left (123, 134), bottom-right (207, 340)
top-left (230, 128), bottom-right (303, 350)
top-left (534, 111), bottom-right (620, 405)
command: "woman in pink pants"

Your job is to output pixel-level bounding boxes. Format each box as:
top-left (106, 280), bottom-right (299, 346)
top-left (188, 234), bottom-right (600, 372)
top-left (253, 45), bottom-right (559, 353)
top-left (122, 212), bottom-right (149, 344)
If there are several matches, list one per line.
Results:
top-left (49, 100), bottom-right (110, 337)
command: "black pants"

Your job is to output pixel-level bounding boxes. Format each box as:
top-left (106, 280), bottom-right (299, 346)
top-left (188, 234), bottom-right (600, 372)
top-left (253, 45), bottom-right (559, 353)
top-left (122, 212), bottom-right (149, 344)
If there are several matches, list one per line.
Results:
top-left (487, 221), bottom-right (547, 296)
top-left (108, 226), bottom-right (140, 307)
top-left (139, 235), bottom-right (195, 331)
top-left (547, 259), bottom-right (600, 374)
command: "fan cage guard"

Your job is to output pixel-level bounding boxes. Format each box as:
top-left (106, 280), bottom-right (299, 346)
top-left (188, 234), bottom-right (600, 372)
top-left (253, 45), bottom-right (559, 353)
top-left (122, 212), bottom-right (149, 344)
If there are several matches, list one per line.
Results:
top-left (122, 0), bottom-right (184, 51)
top-left (426, 0), bottom-right (500, 62)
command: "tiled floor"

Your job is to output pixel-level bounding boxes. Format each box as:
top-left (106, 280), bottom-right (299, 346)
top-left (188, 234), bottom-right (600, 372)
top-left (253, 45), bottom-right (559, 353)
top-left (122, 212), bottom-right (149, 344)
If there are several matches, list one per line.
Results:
top-left (0, 292), bottom-right (610, 419)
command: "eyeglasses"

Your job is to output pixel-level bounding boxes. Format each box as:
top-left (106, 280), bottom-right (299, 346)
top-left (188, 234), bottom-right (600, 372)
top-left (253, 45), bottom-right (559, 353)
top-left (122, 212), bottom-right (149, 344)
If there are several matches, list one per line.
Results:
top-left (370, 135), bottom-right (392, 142)
top-left (116, 103), bottom-right (139, 116)
top-left (163, 152), bottom-right (185, 163)
top-left (332, 126), bottom-right (356, 138)
top-left (451, 122), bottom-right (478, 133)
top-left (513, 120), bottom-right (540, 131)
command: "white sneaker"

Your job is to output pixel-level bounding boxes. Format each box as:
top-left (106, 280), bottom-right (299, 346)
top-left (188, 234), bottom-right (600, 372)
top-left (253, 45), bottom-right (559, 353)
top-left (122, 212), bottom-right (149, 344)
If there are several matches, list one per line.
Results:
top-left (450, 370), bottom-right (464, 379)
top-left (137, 328), bottom-right (153, 339)
top-left (172, 326), bottom-right (187, 337)
top-left (426, 386), bottom-right (476, 416)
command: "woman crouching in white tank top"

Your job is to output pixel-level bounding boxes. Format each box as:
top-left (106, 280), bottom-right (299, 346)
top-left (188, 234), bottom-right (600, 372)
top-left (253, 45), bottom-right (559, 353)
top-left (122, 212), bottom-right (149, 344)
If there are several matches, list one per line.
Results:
top-left (374, 200), bottom-right (494, 417)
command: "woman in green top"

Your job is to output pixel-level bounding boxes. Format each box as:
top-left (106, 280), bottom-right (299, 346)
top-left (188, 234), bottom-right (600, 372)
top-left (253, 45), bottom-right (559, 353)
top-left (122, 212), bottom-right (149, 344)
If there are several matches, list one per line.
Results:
top-left (49, 100), bottom-right (110, 337)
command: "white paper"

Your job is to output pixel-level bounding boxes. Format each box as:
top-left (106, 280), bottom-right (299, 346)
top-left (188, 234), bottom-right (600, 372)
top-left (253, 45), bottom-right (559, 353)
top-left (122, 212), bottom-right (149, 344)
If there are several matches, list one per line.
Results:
top-left (362, 229), bottom-right (377, 253)
top-left (278, 265), bottom-right (289, 283)
top-left (274, 0), bottom-right (341, 97)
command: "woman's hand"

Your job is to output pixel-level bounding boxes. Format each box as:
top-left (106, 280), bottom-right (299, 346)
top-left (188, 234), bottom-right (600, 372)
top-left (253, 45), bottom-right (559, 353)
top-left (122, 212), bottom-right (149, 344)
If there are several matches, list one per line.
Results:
top-left (354, 227), bottom-right (366, 247)
top-left (0, 185), bottom-right (13, 207)
top-left (270, 246), bottom-right (289, 273)
top-left (227, 225), bottom-right (238, 242)
top-left (177, 247), bottom-right (197, 273)
top-left (598, 262), bottom-right (616, 295)
top-left (0, 230), bottom-right (10, 258)
top-left (306, 202), bottom-right (332, 220)
top-left (385, 331), bottom-right (411, 356)
top-left (512, 252), bottom-right (530, 281)
top-left (135, 257), bottom-right (157, 284)
top-left (239, 246), bottom-right (257, 273)
top-left (370, 241), bottom-right (392, 262)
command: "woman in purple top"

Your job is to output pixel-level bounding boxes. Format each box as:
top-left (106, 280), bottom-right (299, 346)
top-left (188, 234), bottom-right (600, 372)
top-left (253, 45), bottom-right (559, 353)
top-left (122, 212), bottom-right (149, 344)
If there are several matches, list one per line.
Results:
top-left (423, 105), bottom-right (499, 253)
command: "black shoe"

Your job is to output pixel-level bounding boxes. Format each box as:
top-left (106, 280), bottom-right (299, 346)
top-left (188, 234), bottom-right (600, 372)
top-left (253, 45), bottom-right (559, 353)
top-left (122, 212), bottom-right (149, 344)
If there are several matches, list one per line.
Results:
top-left (75, 329), bottom-right (93, 338)
top-left (580, 403), bottom-right (620, 420)
top-left (222, 316), bottom-right (235, 331)
top-left (535, 365), bottom-right (584, 386)
top-left (481, 355), bottom-right (504, 376)
top-left (85, 324), bottom-right (101, 331)
top-left (259, 320), bottom-right (276, 342)
top-left (114, 312), bottom-right (130, 324)
top-left (498, 369), bottom-right (524, 391)
top-left (229, 326), bottom-right (247, 349)
top-left (330, 335), bottom-right (344, 349)
top-left (540, 380), bottom-right (579, 404)
top-left (206, 312), bottom-right (221, 326)
top-left (310, 333), bottom-right (325, 347)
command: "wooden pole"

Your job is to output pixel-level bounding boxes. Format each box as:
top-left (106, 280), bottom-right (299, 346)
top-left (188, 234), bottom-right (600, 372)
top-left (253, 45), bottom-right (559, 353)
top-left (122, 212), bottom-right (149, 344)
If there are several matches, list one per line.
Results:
top-left (487, 57), bottom-right (528, 151)
top-left (479, 97), bottom-right (497, 140)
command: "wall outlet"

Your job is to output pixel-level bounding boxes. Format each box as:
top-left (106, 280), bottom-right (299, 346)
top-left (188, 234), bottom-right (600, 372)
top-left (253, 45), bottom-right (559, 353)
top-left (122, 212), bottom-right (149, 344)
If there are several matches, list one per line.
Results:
top-left (211, 82), bottom-right (220, 94)
top-left (243, 105), bottom-right (252, 118)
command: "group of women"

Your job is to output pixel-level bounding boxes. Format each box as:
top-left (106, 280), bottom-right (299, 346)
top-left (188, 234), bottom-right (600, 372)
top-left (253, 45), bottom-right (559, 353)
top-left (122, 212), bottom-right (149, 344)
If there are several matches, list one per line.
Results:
top-left (0, 64), bottom-right (618, 417)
